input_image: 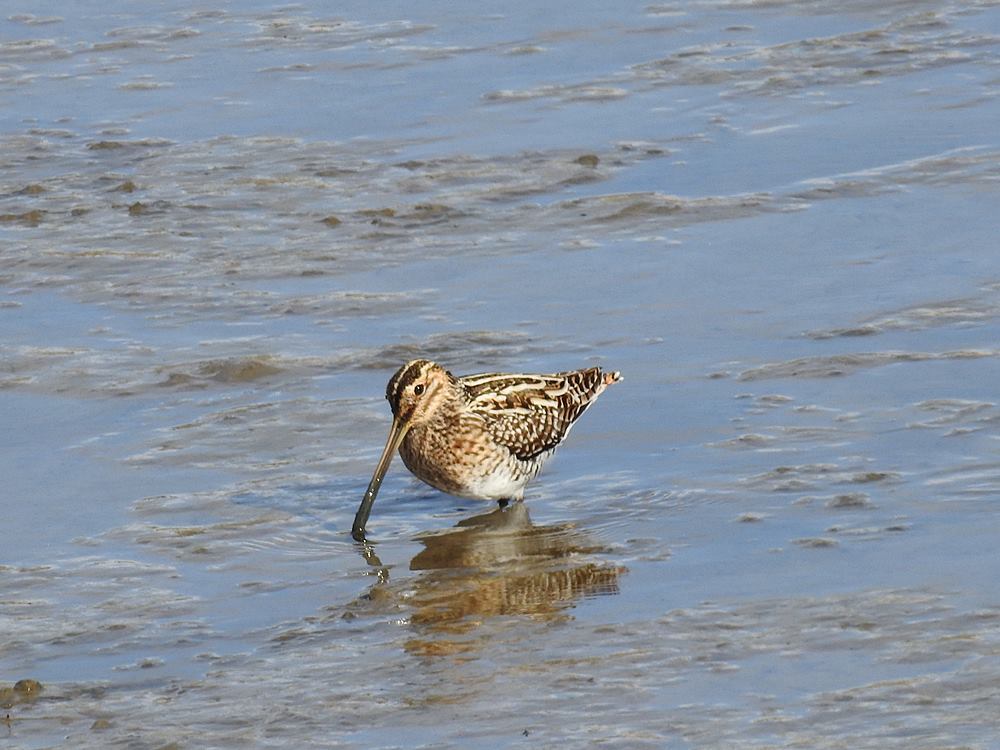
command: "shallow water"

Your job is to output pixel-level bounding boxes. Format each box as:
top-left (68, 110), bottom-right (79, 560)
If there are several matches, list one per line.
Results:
top-left (2, 1), bottom-right (1000, 748)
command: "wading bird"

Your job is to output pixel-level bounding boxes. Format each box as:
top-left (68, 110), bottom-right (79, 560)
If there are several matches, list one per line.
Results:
top-left (352, 359), bottom-right (621, 541)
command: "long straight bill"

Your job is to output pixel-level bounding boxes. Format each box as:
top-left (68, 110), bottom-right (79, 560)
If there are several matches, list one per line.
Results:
top-left (352, 416), bottom-right (409, 541)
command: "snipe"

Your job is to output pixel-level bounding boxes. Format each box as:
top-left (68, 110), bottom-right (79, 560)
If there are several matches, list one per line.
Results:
top-left (352, 359), bottom-right (621, 541)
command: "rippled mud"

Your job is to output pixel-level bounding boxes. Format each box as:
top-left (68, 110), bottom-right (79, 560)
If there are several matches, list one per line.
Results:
top-left (3, 0), bottom-right (1000, 748)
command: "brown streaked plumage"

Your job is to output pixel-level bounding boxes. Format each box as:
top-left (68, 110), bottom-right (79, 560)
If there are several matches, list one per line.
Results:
top-left (351, 359), bottom-right (621, 541)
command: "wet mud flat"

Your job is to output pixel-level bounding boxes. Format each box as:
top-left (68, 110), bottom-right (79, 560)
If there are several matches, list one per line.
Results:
top-left (3, 0), bottom-right (1000, 748)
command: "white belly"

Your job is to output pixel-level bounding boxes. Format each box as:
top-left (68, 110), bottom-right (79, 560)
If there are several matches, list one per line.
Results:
top-left (464, 470), bottom-right (531, 501)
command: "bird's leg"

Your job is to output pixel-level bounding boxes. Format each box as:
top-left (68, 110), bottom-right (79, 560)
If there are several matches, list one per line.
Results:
top-left (497, 498), bottom-right (510, 509)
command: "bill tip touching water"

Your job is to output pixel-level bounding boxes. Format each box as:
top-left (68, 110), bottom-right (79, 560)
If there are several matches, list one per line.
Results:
top-left (351, 359), bottom-right (621, 542)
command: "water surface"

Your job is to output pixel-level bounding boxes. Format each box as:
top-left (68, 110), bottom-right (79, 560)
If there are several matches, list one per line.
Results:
top-left (2, 0), bottom-right (999, 747)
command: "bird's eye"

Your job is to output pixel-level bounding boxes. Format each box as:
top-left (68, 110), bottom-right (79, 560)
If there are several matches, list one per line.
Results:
top-left (413, 383), bottom-right (425, 395)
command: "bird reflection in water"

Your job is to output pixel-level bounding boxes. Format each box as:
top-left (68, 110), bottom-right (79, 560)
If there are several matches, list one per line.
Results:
top-left (357, 503), bottom-right (625, 656)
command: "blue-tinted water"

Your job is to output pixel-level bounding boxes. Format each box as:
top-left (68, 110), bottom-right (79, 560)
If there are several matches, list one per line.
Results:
top-left (2, 0), bottom-right (999, 747)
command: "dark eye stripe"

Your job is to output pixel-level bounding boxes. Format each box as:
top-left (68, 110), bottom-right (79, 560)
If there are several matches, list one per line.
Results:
top-left (386, 361), bottom-right (422, 399)
top-left (386, 360), bottom-right (430, 413)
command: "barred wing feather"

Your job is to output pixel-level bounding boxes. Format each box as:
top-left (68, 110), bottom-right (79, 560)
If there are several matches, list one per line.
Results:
top-left (461, 367), bottom-right (615, 461)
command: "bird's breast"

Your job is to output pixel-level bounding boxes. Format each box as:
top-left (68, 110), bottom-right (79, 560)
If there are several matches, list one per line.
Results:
top-left (398, 420), bottom-right (535, 500)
